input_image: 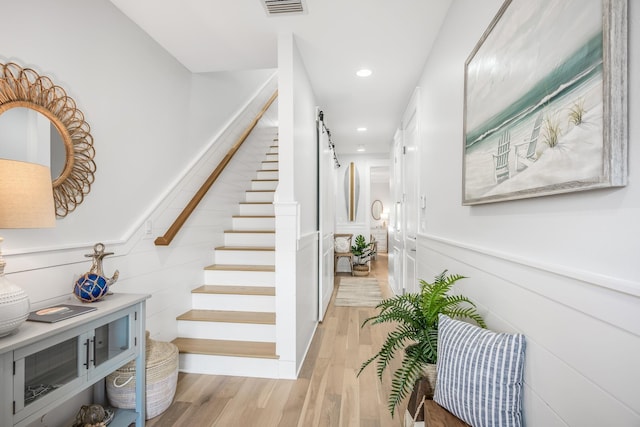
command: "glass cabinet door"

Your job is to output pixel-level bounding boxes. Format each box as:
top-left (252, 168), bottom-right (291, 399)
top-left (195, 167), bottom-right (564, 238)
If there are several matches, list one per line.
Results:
top-left (21, 336), bottom-right (80, 407)
top-left (93, 314), bottom-right (130, 367)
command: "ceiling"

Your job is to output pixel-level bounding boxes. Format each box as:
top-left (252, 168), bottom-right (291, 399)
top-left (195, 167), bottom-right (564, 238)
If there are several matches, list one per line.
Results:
top-left (109, 0), bottom-right (452, 155)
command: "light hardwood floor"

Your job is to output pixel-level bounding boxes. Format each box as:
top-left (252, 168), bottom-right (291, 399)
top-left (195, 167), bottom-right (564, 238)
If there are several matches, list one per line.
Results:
top-left (146, 254), bottom-right (407, 427)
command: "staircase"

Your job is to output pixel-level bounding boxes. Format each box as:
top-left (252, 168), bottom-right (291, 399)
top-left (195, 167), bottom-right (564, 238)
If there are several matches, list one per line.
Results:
top-left (172, 139), bottom-right (280, 378)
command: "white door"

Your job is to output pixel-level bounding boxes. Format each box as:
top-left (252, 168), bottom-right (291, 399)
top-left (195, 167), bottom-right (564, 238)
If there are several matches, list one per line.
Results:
top-left (402, 91), bottom-right (419, 294)
top-left (389, 129), bottom-right (404, 295)
top-left (318, 111), bottom-right (335, 321)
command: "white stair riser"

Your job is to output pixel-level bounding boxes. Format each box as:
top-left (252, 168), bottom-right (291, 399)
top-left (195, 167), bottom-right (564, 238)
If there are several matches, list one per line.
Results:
top-left (179, 353), bottom-right (279, 378)
top-left (177, 320), bottom-right (275, 342)
top-left (192, 293), bottom-right (275, 312)
top-left (261, 161), bottom-right (278, 170)
top-left (245, 191), bottom-right (275, 203)
top-left (214, 249), bottom-right (275, 266)
top-left (239, 203), bottom-right (274, 216)
top-left (251, 180), bottom-right (278, 191)
top-left (174, 131), bottom-right (283, 381)
top-left (204, 270), bottom-right (275, 286)
top-left (224, 232), bottom-right (275, 247)
top-left (232, 216), bottom-right (275, 230)
top-left (256, 170), bottom-right (278, 180)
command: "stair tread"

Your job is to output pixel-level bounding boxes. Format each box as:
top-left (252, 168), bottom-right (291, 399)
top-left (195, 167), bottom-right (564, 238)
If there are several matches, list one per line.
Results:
top-left (246, 190), bottom-right (275, 193)
top-left (177, 309), bottom-right (275, 324)
top-left (172, 338), bottom-right (278, 359)
top-left (239, 202), bottom-right (273, 205)
top-left (215, 246), bottom-right (275, 251)
top-left (257, 169), bottom-right (279, 172)
top-left (251, 179), bottom-right (278, 182)
top-left (193, 285), bottom-right (275, 296)
top-left (205, 264), bottom-right (275, 272)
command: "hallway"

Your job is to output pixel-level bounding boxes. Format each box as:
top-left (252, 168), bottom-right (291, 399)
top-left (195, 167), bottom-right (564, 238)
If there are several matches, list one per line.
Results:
top-left (146, 253), bottom-right (406, 427)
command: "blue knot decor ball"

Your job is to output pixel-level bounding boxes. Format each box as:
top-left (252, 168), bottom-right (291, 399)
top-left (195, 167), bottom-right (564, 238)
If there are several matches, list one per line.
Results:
top-left (74, 273), bottom-right (109, 302)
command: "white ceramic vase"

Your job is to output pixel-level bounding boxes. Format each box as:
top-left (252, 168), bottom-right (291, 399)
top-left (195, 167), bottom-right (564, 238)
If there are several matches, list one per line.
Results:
top-left (0, 274), bottom-right (30, 337)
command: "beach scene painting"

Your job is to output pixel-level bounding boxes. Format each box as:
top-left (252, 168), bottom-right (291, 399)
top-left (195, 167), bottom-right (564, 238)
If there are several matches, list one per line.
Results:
top-left (462, 0), bottom-right (627, 205)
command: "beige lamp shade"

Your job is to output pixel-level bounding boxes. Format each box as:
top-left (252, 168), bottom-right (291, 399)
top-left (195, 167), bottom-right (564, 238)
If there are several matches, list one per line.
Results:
top-left (0, 158), bottom-right (55, 337)
top-left (0, 158), bottom-right (55, 228)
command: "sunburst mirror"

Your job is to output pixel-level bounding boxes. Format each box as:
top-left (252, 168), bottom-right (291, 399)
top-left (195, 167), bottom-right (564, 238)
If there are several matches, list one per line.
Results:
top-left (0, 62), bottom-right (96, 217)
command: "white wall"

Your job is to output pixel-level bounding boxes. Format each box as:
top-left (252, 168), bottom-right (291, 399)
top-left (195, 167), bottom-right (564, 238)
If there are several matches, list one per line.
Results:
top-left (1, 0), bottom-right (277, 341)
top-left (290, 36), bottom-right (320, 369)
top-left (189, 70), bottom-right (276, 145)
top-left (411, 0), bottom-right (640, 425)
top-left (275, 32), bottom-right (319, 376)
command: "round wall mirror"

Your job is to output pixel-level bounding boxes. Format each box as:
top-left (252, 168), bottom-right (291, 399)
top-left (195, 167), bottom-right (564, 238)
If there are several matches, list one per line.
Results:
top-left (371, 200), bottom-right (383, 220)
top-left (0, 62), bottom-right (96, 218)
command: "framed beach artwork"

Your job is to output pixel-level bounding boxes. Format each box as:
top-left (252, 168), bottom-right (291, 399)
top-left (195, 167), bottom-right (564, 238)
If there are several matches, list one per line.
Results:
top-left (462, 0), bottom-right (627, 205)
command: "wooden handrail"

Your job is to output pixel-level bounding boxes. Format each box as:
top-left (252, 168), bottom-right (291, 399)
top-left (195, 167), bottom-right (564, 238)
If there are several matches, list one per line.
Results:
top-left (155, 90), bottom-right (278, 246)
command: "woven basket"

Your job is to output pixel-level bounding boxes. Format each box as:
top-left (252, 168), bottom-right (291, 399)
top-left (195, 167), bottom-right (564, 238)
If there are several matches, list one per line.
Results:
top-left (106, 331), bottom-right (178, 419)
top-left (352, 265), bottom-right (369, 276)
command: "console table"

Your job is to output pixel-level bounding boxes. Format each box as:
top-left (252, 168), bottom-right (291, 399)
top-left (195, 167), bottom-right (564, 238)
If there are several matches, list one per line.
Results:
top-left (0, 293), bottom-right (149, 427)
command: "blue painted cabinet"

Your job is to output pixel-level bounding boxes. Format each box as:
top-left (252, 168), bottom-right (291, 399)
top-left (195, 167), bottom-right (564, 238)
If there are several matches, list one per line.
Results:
top-left (0, 293), bottom-right (148, 427)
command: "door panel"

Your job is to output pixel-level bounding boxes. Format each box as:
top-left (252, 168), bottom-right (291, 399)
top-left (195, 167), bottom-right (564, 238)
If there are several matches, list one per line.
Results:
top-left (389, 89), bottom-right (420, 295)
top-left (405, 243), bottom-right (417, 294)
top-left (402, 92), bottom-right (419, 294)
top-left (318, 112), bottom-right (335, 320)
top-left (389, 130), bottom-right (404, 295)
top-left (403, 106), bottom-right (419, 241)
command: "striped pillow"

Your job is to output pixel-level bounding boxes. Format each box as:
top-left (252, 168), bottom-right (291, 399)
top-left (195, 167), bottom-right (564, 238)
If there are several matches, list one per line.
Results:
top-left (434, 314), bottom-right (526, 427)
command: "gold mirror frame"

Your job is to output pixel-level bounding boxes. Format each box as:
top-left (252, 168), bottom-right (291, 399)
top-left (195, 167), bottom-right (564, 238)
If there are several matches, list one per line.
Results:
top-left (371, 199), bottom-right (383, 221)
top-left (0, 62), bottom-right (96, 217)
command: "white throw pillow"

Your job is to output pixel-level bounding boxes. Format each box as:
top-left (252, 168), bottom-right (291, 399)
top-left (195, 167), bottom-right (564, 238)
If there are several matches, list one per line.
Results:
top-left (335, 237), bottom-right (350, 253)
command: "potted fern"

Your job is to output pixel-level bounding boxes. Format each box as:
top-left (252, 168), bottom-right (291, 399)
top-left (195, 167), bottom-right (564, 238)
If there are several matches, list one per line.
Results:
top-left (358, 270), bottom-right (486, 417)
top-left (350, 234), bottom-right (375, 276)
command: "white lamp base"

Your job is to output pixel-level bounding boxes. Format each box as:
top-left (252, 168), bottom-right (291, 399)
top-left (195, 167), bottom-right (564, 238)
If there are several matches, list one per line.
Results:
top-left (0, 276), bottom-right (30, 337)
top-left (0, 237), bottom-right (31, 337)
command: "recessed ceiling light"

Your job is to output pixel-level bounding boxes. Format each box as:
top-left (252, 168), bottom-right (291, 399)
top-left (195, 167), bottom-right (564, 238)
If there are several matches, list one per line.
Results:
top-left (357, 145), bottom-right (366, 152)
top-left (356, 69), bottom-right (372, 77)
top-left (357, 127), bottom-right (367, 132)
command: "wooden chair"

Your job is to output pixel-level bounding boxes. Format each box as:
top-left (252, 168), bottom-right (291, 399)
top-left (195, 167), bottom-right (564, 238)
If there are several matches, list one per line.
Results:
top-left (492, 130), bottom-right (511, 183)
top-left (369, 234), bottom-right (378, 260)
top-left (334, 233), bottom-right (353, 273)
top-left (515, 112), bottom-right (543, 171)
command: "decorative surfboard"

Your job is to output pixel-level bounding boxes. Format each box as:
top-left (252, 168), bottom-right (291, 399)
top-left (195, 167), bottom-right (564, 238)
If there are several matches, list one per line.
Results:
top-left (344, 161), bottom-right (359, 221)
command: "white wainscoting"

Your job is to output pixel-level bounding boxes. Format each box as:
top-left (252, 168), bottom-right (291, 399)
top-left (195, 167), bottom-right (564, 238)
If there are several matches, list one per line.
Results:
top-left (416, 234), bottom-right (640, 426)
top-left (295, 231), bottom-right (319, 375)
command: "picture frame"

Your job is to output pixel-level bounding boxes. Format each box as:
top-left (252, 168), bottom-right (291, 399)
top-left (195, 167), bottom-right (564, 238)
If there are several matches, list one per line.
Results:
top-left (462, 0), bottom-right (627, 205)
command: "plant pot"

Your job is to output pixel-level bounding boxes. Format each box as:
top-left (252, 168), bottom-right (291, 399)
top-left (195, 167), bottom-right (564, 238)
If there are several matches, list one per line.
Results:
top-left (421, 363), bottom-right (437, 396)
top-left (352, 264), bottom-right (369, 276)
top-left (405, 364), bottom-right (437, 426)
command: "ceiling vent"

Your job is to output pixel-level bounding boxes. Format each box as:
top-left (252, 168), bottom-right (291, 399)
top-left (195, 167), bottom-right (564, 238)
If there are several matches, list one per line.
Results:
top-left (262, 0), bottom-right (305, 15)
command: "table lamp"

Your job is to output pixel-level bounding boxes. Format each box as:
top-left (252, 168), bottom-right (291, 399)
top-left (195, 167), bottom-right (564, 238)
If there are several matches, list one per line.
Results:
top-left (380, 211), bottom-right (389, 228)
top-left (0, 159), bottom-right (56, 337)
